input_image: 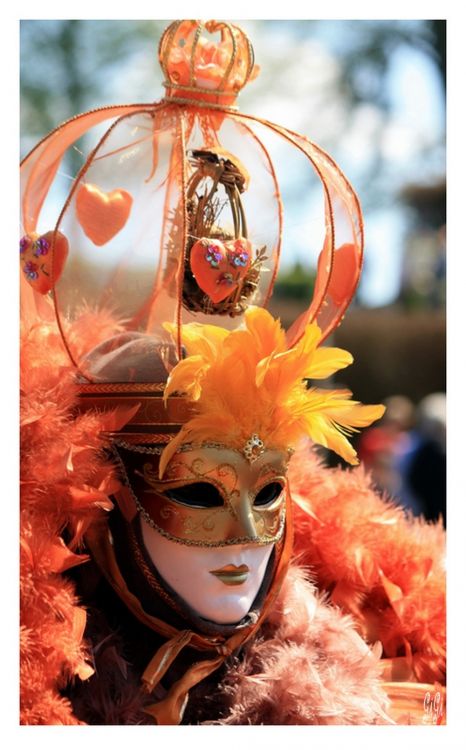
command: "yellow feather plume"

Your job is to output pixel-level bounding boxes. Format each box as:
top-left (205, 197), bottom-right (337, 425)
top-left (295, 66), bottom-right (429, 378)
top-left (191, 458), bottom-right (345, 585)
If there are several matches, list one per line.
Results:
top-left (160, 307), bottom-right (385, 475)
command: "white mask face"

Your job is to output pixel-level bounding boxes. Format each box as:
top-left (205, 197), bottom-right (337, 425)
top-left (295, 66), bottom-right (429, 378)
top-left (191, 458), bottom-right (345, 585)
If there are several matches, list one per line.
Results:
top-left (141, 519), bottom-right (274, 624)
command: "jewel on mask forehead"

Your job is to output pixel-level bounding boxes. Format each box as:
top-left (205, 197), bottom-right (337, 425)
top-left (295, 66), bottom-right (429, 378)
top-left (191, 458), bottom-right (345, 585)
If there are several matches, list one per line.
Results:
top-left (243, 434), bottom-right (265, 463)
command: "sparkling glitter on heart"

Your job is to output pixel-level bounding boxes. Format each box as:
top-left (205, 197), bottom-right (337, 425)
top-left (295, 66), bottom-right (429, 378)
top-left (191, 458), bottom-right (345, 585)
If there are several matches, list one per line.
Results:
top-left (33, 237), bottom-right (50, 256)
top-left (20, 230), bottom-right (69, 294)
top-left (205, 246), bottom-right (222, 268)
top-left (229, 248), bottom-right (249, 267)
top-left (24, 261), bottom-right (39, 280)
top-left (20, 236), bottom-right (30, 254)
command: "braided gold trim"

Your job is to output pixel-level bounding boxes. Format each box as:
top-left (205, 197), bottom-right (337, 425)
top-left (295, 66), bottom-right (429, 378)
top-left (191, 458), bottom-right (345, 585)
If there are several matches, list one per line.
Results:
top-left (159, 20), bottom-right (182, 82)
top-left (113, 440), bottom-right (165, 454)
top-left (162, 94), bottom-right (239, 112)
top-left (217, 23), bottom-right (237, 91)
top-left (78, 382), bottom-right (167, 394)
top-left (163, 80), bottom-right (239, 97)
top-left (158, 19), bottom-right (255, 99)
top-left (127, 523), bottom-right (185, 616)
top-left (189, 23), bottom-right (203, 86)
top-left (108, 433), bottom-right (175, 445)
top-left (112, 439), bottom-right (235, 454)
top-left (137, 497), bottom-right (286, 548)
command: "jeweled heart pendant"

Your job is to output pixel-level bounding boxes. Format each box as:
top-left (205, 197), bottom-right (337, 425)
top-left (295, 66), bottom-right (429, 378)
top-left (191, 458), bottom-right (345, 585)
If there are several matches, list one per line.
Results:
top-left (189, 237), bottom-right (252, 303)
top-left (76, 183), bottom-right (133, 246)
top-left (20, 231), bottom-right (69, 294)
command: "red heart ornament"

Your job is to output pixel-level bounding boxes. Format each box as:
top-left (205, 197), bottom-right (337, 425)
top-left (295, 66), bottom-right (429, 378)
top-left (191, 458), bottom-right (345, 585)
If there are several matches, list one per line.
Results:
top-left (20, 231), bottom-right (69, 294)
top-left (76, 183), bottom-right (133, 246)
top-left (189, 238), bottom-right (252, 303)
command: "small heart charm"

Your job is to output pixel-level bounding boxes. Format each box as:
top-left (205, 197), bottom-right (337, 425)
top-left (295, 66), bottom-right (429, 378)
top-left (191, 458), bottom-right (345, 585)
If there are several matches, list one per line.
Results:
top-left (20, 231), bottom-right (69, 294)
top-left (190, 237), bottom-right (252, 303)
top-left (76, 183), bottom-right (133, 246)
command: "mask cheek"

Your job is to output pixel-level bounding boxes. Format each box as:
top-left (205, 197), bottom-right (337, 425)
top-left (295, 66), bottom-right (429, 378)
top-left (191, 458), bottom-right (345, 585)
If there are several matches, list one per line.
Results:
top-left (140, 520), bottom-right (274, 624)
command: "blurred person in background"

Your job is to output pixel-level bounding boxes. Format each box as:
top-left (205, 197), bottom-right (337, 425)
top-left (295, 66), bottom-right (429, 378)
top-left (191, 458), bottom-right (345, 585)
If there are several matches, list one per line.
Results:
top-left (402, 393), bottom-right (446, 525)
top-left (358, 394), bottom-right (415, 497)
top-left (358, 393), bottom-right (446, 525)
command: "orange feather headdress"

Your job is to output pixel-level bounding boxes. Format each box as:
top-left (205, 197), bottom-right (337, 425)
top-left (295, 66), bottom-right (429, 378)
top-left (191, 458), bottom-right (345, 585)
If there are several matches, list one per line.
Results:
top-left (160, 306), bottom-right (385, 475)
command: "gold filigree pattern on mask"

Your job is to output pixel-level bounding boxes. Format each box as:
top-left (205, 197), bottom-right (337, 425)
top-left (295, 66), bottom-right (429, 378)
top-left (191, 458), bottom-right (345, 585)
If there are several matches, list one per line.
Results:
top-left (116, 444), bottom-right (287, 547)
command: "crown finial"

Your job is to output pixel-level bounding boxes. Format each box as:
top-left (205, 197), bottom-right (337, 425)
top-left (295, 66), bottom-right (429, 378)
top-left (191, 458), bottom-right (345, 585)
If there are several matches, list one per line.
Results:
top-left (159, 19), bottom-right (259, 107)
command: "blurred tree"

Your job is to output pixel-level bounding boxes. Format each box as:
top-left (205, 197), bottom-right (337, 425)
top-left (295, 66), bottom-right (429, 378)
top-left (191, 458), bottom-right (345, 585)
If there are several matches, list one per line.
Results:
top-left (20, 20), bottom-right (446, 149)
top-left (20, 20), bottom-right (165, 158)
top-left (273, 262), bottom-right (316, 301)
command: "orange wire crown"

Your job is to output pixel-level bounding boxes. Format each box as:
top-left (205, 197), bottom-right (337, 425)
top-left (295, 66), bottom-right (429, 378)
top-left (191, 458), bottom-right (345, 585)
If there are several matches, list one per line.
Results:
top-left (159, 19), bottom-right (259, 106)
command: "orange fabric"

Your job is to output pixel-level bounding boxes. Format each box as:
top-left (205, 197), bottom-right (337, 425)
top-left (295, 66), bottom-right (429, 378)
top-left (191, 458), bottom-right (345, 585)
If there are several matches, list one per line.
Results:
top-left (227, 111), bottom-right (363, 346)
top-left (20, 311), bottom-right (445, 724)
top-left (75, 183), bottom-right (133, 246)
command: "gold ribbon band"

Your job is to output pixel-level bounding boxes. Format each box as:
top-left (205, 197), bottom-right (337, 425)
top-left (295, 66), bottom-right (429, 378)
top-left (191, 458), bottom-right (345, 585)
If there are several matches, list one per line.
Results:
top-left (142, 630), bottom-right (194, 692)
top-left (75, 394), bottom-right (194, 428)
top-left (162, 96), bottom-right (239, 111)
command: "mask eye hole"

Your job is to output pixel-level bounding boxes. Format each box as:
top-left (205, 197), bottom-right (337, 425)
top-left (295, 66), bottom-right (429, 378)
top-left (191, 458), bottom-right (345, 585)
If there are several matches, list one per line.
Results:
top-left (165, 482), bottom-right (224, 509)
top-left (253, 482), bottom-right (284, 508)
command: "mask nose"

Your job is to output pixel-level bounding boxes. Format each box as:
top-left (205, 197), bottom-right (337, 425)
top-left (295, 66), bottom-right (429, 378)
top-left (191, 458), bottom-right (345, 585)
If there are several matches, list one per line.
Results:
top-left (234, 491), bottom-right (260, 539)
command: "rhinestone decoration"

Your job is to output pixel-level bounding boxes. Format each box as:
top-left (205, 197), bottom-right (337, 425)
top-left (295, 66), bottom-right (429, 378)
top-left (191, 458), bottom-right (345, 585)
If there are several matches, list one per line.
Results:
top-left (243, 434), bottom-right (266, 463)
top-left (19, 236), bottom-right (30, 254)
top-left (23, 261), bottom-right (39, 280)
top-left (229, 247), bottom-right (249, 268)
top-left (33, 237), bottom-right (50, 256)
top-left (205, 245), bottom-right (222, 268)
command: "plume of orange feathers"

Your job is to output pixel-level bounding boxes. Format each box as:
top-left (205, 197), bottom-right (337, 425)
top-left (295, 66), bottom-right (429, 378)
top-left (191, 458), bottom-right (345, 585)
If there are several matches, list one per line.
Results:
top-left (160, 307), bottom-right (385, 475)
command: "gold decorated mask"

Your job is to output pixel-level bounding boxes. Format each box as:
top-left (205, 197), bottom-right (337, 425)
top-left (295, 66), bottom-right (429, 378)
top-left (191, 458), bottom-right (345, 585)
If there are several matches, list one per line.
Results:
top-left (116, 444), bottom-right (288, 547)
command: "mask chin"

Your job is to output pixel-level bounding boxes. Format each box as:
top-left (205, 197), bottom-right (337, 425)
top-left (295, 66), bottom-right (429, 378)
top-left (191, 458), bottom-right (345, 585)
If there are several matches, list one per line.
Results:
top-left (140, 518), bottom-right (275, 625)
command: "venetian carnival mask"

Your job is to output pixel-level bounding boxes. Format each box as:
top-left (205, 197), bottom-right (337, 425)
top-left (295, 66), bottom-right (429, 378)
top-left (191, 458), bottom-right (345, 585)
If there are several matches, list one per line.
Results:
top-left (20, 19), bottom-right (385, 723)
top-left (112, 441), bottom-right (288, 624)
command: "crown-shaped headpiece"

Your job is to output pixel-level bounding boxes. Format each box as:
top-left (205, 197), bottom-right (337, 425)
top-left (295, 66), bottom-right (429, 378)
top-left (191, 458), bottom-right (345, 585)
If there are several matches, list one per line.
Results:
top-left (159, 19), bottom-right (258, 107)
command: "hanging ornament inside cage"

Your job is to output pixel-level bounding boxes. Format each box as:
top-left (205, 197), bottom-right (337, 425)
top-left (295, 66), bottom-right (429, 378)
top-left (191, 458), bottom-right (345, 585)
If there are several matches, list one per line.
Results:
top-left (183, 148), bottom-right (265, 312)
